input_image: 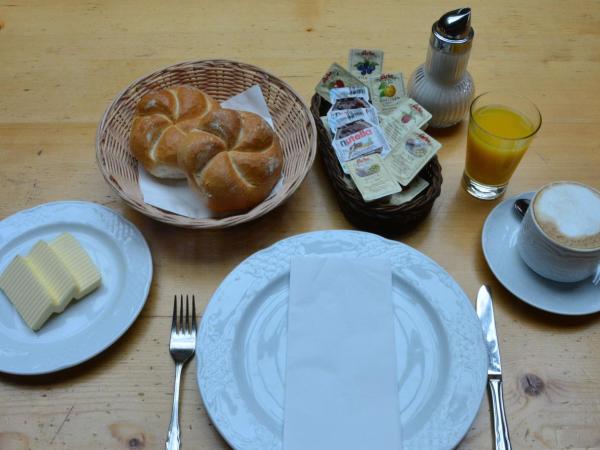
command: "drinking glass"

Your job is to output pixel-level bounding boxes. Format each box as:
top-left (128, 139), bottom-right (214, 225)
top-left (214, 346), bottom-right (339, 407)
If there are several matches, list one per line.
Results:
top-left (462, 90), bottom-right (542, 200)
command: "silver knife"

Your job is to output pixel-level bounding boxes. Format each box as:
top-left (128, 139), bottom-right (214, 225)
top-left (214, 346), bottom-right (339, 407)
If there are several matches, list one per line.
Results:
top-left (476, 285), bottom-right (512, 450)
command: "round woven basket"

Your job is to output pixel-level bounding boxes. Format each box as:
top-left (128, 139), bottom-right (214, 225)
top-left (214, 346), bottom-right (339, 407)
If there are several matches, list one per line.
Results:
top-left (310, 93), bottom-right (443, 234)
top-left (96, 60), bottom-right (316, 229)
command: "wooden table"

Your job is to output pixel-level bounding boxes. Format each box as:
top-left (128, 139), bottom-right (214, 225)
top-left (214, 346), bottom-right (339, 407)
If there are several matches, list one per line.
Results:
top-left (1, 1), bottom-right (599, 449)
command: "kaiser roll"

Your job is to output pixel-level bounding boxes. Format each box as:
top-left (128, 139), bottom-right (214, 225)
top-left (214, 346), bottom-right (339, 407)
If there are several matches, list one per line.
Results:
top-left (129, 85), bottom-right (283, 214)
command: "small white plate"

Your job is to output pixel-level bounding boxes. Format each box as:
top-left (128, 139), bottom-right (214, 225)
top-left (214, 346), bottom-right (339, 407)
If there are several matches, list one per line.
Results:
top-left (197, 230), bottom-right (487, 450)
top-left (0, 201), bottom-right (152, 375)
top-left (482, 192), bottom-right (600, 315)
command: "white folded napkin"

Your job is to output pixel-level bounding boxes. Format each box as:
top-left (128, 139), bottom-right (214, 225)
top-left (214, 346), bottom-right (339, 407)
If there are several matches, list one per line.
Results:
top-left (283, 257), bottom-right (402, 450)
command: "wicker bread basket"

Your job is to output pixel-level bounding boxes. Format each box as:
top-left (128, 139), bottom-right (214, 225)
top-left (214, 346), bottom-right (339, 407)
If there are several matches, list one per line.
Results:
top-left (96, 60), bottom-right (317, 229)
top-left (310, 94), bottom-right (443, 234)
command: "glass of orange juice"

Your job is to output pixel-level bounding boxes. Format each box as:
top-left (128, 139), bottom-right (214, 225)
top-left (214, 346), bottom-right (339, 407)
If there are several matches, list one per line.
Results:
top-left (463, 91), bottom-right (542, 200)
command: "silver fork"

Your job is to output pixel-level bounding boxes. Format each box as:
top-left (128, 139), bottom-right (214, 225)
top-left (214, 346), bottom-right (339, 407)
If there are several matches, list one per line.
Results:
top-left (166, 295), bottom-right (197, 450)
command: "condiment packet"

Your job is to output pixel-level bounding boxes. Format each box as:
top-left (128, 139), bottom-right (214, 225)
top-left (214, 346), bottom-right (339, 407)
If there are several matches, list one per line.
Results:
top-left (382, 129), bottom-right (441, 186)
top-left (327, 108), bottom-right (379, 134)
top-left (320, 116), bottom-right (333, 139)
top-left (332, 122), bottom-right (391, 165)
top-left (347, 153), bottom-right (401, 202)
top-left (368, 73), bottom-right (407, 115)
top-left (330, 85), bottom-right (370, 103)
top-left (381, 97), bottom-right (432, 132)
top-left (315, 63), bottom-right (366, 104)
top-left (349, 49), bottom-right (384, 82)
top-left (387, 176), bottom-right (429, 205)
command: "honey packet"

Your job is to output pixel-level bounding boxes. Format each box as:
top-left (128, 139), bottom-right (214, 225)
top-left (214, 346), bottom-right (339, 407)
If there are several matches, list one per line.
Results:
top-left (348, 49), bottom-right (384, 82)
top-left (368, 73), bottom-right (407, 115)
top-left (315, 63), bottom-right (366, 104)
top-left (347, 153), bottom-right (401, 202)
top-left (382, 129), bottom-right (441, 186)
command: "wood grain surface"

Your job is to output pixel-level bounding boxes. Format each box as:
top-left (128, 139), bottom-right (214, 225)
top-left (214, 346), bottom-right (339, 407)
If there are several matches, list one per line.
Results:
top-left (1, 1), bottom-right (600, 449)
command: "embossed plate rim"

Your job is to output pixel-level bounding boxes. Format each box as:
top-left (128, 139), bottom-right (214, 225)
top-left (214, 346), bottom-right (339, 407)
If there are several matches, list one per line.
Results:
top-left (0, 201), bottom-right (152, 375)
top-left (197, 230), bottom-right (487, 450)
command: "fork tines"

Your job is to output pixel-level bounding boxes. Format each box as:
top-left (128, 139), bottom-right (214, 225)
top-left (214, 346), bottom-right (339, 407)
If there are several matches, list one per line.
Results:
top-left (171, 294), bottom-right (196, 334)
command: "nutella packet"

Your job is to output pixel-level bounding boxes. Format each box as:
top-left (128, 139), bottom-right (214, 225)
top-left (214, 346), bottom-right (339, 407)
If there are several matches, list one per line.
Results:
top-left (368, 73), bottom-right (407, 115)
top-left (332, 121), bottom-right (391, 166)
top-left (348, 49), bottom-right (384, 82)
top-left (315, 63), bottom-right (366, 104)
top-left (382, 129), bottom-right (441, 186)
top-left (327, 107), bottom-right (379, 134)
top-left (382, 97), bottom-right (432, 132)
top-left (387, 176), bottom-right (429, 205)
top-left (330, 85), bottom-right (370, 103)
top-left (347, 153), bottom-right (401, 202)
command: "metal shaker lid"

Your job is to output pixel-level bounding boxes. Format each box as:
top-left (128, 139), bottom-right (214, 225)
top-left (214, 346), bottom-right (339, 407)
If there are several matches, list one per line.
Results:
top-left (430, 8), bottom-right (474, 54)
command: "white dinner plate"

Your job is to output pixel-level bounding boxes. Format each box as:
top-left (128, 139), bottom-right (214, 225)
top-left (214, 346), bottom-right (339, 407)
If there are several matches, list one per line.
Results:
top-left (0, 201), bottom-right (152, 375)
top-left (197, 230), bottom-right (487, 450)
top-left (482, 192), bottom-right (600, 315)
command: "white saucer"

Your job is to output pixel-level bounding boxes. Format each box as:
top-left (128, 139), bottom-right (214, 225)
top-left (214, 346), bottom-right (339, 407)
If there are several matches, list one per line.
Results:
top-left (0, 201), bottom-right (152, 374)
top-left (482, 192), bottom-right (600, 315)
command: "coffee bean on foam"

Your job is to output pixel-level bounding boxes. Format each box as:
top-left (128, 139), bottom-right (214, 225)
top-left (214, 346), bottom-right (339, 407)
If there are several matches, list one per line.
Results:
top-left (533, 182), bottom-right (600, 250)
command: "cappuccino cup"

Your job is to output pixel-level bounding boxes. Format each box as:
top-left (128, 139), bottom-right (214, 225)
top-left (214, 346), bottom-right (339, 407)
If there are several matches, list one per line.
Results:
top-left (517, 181), bottom-right (600, 282)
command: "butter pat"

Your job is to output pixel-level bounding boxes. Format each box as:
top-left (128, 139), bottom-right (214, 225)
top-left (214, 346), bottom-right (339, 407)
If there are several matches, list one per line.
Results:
top-left (0, 256), bottom-right (55, 330)
top-left (50, 233), bottom-right (101, 299)
top-left (0, 233), bottom-right (101, 331)
top-left (28, 241), bottom-right (77, 312)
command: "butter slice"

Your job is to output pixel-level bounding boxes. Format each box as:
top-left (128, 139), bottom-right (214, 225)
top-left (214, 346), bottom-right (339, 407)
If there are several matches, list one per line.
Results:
top-left (0, 256), bottom-right (55, 330)
top-left (28, 241), bottom-right (77, 313)
top-left (50, 233), bottom-right (101, 299)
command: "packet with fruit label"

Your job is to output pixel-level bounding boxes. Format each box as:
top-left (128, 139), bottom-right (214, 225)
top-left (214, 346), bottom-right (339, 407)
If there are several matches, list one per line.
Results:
top-left (348, 49), bottom-right (384, 82)
top-left (347, 153), bottom-right (401, 202)
top-left (381, 97), bottom-right (432, 132)
top-left (315, 63), bottom-right (366, 104)
top-left (382, 129), bottom-right (441, 186)
top-left (368, 73), bottom-right (407, 115)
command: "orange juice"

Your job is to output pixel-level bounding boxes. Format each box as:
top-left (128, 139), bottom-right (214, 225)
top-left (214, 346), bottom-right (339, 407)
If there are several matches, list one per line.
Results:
top-left (465, 105), bottom-right (536, 185)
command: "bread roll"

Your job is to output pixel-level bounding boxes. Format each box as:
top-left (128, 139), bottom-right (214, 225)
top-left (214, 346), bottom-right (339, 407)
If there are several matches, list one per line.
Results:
top-left (130, 86), bottom-right (218, 178)
top-left (129, 85), bottom-right (283, 214)
top-left (179, 110), bottom-right (282, 214)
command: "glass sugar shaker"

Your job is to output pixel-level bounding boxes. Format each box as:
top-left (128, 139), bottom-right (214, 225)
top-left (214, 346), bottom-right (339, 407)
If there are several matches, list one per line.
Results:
top-left (408, 8), bottom-right (475, 128)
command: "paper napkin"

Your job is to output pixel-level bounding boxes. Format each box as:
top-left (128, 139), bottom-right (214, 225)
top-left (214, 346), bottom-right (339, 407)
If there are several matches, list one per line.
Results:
top-left (138, 85), bottom-right (278, 219)
top-left (283, 257), bottom-right (402, 450)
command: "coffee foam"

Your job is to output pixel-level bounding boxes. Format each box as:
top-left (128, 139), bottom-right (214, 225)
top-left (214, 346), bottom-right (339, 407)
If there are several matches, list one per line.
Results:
top-left (534, 183), bottom-right (600, 250)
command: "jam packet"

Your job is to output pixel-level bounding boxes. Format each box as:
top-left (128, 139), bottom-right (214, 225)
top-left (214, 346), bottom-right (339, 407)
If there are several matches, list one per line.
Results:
top-left (381, 97), bottom-right (432, 132)
top-left (368, 73), bottom-right (407, 115)
top-left (348, 49), bottom-right (384, 82)
top-left (332, 120), bottom-right (391, 166)
top-left (387, 176), bottom-right (429, 205)
top-left (315, 63), bottom-right (366, 104)
top-left (382, 129), bottom-right (441, 186)
top-left (347, 153), bottom-right (401, 202)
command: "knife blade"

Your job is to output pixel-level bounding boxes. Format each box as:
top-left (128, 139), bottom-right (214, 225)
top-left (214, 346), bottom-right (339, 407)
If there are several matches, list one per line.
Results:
top-left (477, 285), bottom-right (502, 377)
top-left (476, 285), bottom-right (512, 450)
